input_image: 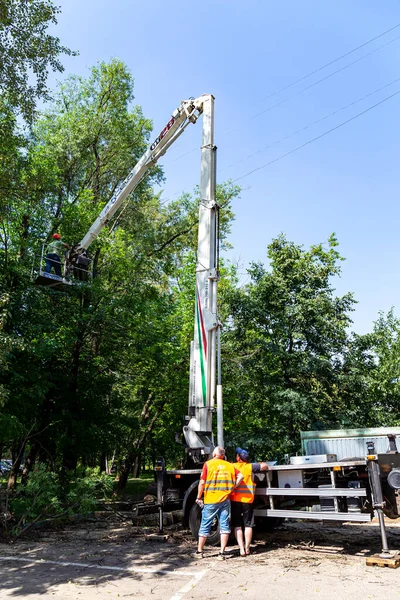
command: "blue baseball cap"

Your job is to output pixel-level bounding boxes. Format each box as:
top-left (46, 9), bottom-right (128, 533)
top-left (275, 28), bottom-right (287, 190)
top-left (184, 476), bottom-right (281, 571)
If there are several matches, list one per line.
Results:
top-left (236, 447), bottom-right (249, 461)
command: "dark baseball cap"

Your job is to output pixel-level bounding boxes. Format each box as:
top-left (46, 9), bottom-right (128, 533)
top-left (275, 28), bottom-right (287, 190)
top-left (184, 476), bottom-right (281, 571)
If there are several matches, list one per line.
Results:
top-left (236, 447), bottom-right (249, 461)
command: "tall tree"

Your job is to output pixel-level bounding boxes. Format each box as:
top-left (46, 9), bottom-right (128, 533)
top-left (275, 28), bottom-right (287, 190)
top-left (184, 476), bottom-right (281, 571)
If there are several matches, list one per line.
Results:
top-left (367, 310), bottom-right (400, 424)
top-left (223, 234), bottom-right (356, 458)
top-left (0, 59), bottom-right (160, 482)
top-left (0, 57), bottom-right (240, 488)
top-left (0, 0), bottom-right (76, 121)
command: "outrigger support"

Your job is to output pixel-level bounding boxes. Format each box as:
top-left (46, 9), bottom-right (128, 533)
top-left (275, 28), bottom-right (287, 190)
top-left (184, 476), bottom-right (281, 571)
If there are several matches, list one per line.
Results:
top-left (155, 458), bottom-right (165, 535)
top-left (366, 442), bottom-right (393, 559)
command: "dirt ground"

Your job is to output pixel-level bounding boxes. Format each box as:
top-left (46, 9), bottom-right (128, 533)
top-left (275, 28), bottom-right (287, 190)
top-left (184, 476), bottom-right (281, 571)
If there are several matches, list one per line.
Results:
top-left (0, 516), bottom-right (399, 600)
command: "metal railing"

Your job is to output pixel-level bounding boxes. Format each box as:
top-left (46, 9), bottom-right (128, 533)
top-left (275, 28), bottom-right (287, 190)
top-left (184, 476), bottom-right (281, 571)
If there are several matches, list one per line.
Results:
top-left (34, 243), bottom-right (93, 286)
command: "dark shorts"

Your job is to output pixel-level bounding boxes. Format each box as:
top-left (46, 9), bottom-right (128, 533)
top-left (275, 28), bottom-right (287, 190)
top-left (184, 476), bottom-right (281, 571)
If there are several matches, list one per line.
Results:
top-left (231, 500), bottom-right (255, 528)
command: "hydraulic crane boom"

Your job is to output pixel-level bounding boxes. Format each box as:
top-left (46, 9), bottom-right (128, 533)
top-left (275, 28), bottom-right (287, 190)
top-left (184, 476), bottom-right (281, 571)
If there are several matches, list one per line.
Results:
top-left (183, 95), bottom-right (220, 463)
top-left (74, 94), bottom-right (220, 463)
top-left (76, 96), bottom-right (207, 251)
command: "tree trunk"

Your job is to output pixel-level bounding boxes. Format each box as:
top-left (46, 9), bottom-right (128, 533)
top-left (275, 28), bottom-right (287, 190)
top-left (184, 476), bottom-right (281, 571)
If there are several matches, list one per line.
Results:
top-left (21, 444), bottom-right (38, 484)
top-left (62, 321), bottom-right (84, 472)
top-left (18, 213), bottom-right (29, 259)
top-left (132, 455), bottom-right (141, 478)
top-left (100, 453), bottom-right (107, 473)
top-left (117, 401), bottom-right (163, 492)
top-left (7, 439), bottom-right (25, 490)
top-left (117, 456), bottom-right (134, 491)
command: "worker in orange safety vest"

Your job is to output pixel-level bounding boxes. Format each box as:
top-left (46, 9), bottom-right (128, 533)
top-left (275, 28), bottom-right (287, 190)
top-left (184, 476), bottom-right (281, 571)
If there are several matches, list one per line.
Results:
top-left (194, 446), bottom-right (244, 560)
top-left (230, 447), bottom-right (269, 556)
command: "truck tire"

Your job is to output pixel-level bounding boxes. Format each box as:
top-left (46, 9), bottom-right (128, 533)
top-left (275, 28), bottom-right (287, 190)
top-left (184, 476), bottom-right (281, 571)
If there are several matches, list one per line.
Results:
top-left (188, 503), bottom-right (221, 546)
top-left (145, 482), bottom-right (157, 498)
top-left (254, 515), bottom-right (285, 532)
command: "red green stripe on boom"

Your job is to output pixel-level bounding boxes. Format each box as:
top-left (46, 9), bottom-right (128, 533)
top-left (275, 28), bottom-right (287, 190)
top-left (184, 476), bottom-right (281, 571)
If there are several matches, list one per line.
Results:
top-left (196, 284), bottom-right (207, 406)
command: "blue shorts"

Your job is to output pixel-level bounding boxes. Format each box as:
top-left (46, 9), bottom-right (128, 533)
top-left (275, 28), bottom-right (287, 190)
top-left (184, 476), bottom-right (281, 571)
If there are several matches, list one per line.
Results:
top-left (198, 499), bottom-right (231, 537)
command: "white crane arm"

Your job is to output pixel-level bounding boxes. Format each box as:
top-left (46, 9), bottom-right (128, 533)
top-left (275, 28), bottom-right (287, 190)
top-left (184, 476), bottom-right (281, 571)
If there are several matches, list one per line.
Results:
top-left (77, 96), bottom-right (206, 250)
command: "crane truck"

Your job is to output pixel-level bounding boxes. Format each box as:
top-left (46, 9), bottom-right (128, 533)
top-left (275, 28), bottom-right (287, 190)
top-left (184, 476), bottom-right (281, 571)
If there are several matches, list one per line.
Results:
top-left (36, 94), bottom-right (400, 559)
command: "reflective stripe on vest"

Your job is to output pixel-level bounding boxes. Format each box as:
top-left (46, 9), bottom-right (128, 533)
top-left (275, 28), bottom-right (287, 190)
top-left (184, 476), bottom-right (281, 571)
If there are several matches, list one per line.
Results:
top-left (230, 462), bottom-right (255, 503)
top-left (204, 458), bottom-right (236, 504)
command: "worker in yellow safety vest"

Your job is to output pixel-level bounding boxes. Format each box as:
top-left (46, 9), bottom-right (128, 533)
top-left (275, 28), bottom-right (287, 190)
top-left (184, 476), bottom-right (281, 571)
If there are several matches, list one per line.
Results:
top-left (230, 447), bottom-right (269, 556)
top-left (194, 446), bottom-right (244, 560)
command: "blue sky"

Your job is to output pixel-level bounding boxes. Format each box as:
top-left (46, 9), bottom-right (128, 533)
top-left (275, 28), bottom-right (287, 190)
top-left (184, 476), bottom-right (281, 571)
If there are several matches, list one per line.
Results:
top-left (49, 1), bottom-right (400, 334)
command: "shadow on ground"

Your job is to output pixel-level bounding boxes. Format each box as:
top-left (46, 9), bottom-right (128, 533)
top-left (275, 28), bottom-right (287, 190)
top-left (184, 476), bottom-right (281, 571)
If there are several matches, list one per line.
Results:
top-left (0, 516), bottom-right (399, 596)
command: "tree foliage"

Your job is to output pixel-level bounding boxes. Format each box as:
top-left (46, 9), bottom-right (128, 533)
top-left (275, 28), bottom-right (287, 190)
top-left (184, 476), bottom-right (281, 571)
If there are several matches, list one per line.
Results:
top-left (1, 45), bottom-right (400, 524)
top-left (223, 234), bottom-right (372, 458)
top-left (0, 0), bottom-right (76, 121)
top-left (0, 57), bottom-right (240, 496)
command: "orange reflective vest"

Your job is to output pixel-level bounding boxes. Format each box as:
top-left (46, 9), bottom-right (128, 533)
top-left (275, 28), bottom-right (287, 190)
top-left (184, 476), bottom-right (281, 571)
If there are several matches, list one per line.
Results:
top-left (230, 462), bottom-right (255, 503)
top-left (203, 458), bottom-right (236, 504)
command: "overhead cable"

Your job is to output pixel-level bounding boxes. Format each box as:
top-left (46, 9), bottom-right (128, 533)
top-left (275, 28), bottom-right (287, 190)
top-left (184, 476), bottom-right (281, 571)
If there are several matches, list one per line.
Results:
top-left (166, 24), bottom-right (400, 165)
top-left (250, 33), bottom-right (400, 120)
top-left (253, 22), bottom-right (400, 107)
top-left (232, 89), bottom-right (400, 183)
top-left (163, 82), bottom-right (400, 203)
top-left (221, 76), bottom-right (400, 173)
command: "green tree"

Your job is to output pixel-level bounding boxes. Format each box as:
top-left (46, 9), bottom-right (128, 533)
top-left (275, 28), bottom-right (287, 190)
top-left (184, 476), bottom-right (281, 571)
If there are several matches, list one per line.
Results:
top-left (0, 56), bottom-right (240, 493)
top-left (0, 0), bottom-right (76, 121)
top-left (0, 59), bottom-right (161, 484)
top-left (223, 233), bottom-right (356, 458)
top-left (367, 310), bottom-right (400, 424)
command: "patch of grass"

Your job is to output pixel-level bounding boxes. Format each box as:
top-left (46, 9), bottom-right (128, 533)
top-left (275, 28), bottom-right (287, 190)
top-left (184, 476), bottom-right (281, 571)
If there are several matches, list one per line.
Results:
top-left (125, 477), bottom-right (153, 497)
top-left (108, 475), bottom-right (154, 501)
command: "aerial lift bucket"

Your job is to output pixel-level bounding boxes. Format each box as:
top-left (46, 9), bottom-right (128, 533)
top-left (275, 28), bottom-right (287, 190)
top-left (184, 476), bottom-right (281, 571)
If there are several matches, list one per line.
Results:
top-left (33, 243), bottom-right (91, 291)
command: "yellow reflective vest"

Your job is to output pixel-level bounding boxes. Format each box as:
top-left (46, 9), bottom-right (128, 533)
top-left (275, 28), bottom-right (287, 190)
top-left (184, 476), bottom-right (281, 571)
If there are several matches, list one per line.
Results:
top-left (46, 239), bottom-right (64, 255)
top-left (230, 462), bottom-right (255, 503)
top-left (203, 458), bottom-right (237, 504)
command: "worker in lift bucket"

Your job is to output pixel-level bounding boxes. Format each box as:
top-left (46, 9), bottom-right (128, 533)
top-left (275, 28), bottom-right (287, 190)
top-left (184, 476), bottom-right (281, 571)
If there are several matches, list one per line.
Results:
top-left (230, 447), bottom-right (269, 556)
top-left (45, 233), bottom-right (70, 277)
top-left (194, 446), bottom-right (244, 560)
top-left (74, 250), bottom-right (91, 281)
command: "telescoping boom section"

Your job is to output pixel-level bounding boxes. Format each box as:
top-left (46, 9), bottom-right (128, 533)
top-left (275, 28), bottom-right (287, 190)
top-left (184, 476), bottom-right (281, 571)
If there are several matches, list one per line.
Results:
top-left (35, 96), bottom-right (210, 289)
top-left (183, 95), bottom-right (219, 464)
top-left (76, 96), bottom-right (210, 251)
top-left (75, 94), bottom-right (219, 463)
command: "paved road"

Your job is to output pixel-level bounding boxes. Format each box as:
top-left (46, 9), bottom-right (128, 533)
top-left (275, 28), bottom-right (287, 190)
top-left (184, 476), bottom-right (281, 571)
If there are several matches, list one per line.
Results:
top-left (0, 520), bottom-right (399, 599)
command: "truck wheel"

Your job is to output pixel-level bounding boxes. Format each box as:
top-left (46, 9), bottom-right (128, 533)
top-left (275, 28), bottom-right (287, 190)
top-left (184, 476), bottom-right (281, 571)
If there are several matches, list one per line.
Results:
top-left (254, 516), bottom-right (285, 532)
top-left (145, 482), bottom-right (157, 497)
top-left (188, 503), bottom-right (220, 546)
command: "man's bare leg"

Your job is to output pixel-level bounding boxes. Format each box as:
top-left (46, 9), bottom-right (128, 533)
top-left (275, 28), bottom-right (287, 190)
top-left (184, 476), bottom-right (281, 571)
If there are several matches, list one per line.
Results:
top-left (234, 526), bottom-right (245, 556)
top-left (244, 527), bottom-right (253, 554)
top-left (220, 532), bottom-right (230, 554)
top-left (198, 535), bottom-right (207, 552)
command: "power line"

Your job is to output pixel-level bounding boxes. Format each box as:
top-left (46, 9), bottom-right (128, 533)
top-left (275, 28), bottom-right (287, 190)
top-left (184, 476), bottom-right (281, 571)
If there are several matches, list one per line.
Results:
top-left (170, 145), bottom-right (198, 164)
top-left (250, 33), bottom-right (400, 120)
top-left (253, 22), bottom-right (400, 108)
top-left (232, 89), bottom-right (400, 184)
top-left (162, 82), bottom-right (400, 203)
top-left (164, 24), bottom-right (400, 166)
top-left (221, 76), bottom-right (400, 173)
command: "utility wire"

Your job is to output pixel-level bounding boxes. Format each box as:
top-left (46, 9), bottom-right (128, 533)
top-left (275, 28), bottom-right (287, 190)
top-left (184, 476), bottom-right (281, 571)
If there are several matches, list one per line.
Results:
top-left (170, 145), bottom-right (198, 164)
top-left (253, 22), bottom-right (400, 107)
top-left (250, 33), bottom-right (400, 121)
top-left (158, 25), bottom-right (400, 202)
top-left (221, 75), bottom-right (400, 173)
top-left (161, 81), bottom-right (400, 203)
top-left (166, 25), bottom-right (400, 166)
top-left (231, 88), bottom-right (400, 184)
